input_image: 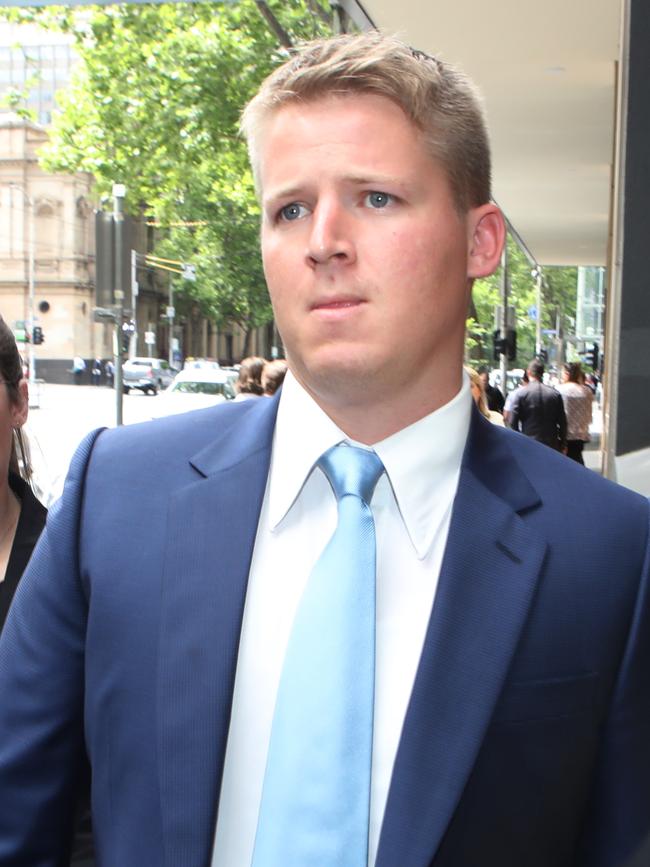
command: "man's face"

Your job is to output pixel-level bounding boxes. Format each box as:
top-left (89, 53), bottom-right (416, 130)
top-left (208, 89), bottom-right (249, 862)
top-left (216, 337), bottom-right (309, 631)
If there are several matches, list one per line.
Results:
top-left (259, 93), bottom-right (499, 417)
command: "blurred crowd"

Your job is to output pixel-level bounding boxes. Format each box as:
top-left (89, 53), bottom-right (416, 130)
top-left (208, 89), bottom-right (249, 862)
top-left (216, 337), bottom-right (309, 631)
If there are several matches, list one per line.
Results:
top-left (467, 358), bottom-right (596, 464)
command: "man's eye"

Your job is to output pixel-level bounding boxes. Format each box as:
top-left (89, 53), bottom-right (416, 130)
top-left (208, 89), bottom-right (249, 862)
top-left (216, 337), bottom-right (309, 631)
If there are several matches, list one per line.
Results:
top-left (366, 191), bottom-right (392, 209)
top-left (279, 203), bottom-right (307, 221)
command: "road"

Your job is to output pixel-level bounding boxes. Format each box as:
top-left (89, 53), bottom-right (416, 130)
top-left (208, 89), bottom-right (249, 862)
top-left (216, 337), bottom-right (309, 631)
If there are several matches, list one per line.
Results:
top-left (25, 383), bottom-right (165, 505)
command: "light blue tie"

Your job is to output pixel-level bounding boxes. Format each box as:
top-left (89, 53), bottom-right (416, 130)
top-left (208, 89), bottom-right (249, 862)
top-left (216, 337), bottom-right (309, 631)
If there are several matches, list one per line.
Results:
top-left (251, 443), bottom-right (384, 867)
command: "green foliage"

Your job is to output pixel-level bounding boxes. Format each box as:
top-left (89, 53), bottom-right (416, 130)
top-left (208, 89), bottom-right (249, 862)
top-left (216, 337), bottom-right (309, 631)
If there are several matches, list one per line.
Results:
top-left (0, 82), bottom-right (37, 122)
top-left (469, 236), bottom-right (578, 369)
top-left (4, 1), bottom-right (331, 337)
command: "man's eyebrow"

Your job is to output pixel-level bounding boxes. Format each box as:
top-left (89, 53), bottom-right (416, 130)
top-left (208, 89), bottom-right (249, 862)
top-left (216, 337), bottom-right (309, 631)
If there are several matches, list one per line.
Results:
top-left (344, 174), bottom-right (404, 187)
top-left (263, 185), bottom-right (305, 205)
top-left (264, 175), bottom-right (406, 202)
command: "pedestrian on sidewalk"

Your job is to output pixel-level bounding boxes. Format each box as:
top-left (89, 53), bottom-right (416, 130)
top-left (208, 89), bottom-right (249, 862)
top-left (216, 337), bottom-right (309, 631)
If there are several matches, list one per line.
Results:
top-left (105, 359), bottom-right (114, 389)
top-left (91, 358), bottom-right (103, 387)
top-left (508, 358), bottom-right (567, 451)
top-left (556, 362), bottom-right (593, 465)
top-left (72, 356), bottom-right (86, 386)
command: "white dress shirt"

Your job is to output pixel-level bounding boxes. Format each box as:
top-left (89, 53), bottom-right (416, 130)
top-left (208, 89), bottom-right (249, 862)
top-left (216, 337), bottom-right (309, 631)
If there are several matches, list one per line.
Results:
top-left (212, 371), bottom-right (471, 867)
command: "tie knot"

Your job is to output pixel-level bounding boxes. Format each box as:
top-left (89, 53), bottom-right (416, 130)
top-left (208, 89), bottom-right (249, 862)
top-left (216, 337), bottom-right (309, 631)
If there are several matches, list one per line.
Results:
top-left (318, 444), bottom-right (384, 504)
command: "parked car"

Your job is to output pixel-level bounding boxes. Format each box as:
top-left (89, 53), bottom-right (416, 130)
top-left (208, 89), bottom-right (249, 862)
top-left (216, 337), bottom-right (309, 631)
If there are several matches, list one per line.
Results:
top-left (150, 367), bottom-right (237, 418)
top-left (489, 368), bottom-right (526, 394)
top-left (123, 358), bottom-right (177, 395)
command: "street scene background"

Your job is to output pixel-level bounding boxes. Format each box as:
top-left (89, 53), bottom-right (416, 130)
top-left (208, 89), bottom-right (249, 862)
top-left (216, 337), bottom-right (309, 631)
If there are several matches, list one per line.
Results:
top-left (25, 381), bottom-right (604, 508)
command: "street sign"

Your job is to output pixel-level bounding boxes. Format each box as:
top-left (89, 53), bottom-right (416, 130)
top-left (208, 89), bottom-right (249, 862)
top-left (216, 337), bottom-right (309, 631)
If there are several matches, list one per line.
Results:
top-left (181, 264), bottom-right (196, 281)
top-left (166, 306), bottom-right (175, 319)
top-left (528, 305), bottom-right (537, 321)
top-left (12, 320), bottom-right (27, 343)
top-left (93, 307), bottom-right (117, 322)
top-left (145, 331), bottom-right (155, 346)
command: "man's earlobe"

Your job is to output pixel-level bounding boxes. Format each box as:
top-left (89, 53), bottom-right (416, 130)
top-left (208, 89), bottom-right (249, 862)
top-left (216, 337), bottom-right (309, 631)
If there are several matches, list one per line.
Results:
top-left (467, 205), bottom-right (506, 279)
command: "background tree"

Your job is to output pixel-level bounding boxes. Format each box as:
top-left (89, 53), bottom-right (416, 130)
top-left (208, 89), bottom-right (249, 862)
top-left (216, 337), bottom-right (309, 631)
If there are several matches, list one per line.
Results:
top-left (469, 235), bottom-right (577, 369)
top-left (3, 1), bottom-right (331, 353)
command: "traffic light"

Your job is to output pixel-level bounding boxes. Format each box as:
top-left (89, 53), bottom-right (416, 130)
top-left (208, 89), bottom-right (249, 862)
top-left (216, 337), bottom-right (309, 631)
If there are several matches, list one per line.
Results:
top-left (32, 326), bottom-right (44, 345)
top-left (538, 348), bottom-right (548, 364)
top-left (121, 319), bottom-right (135, 355)
top-left (95, 211), bottom-right (135, 308)
top-left (493, 328), bottom-right (517, 362)
top-left (583, 342), bottom-right (599, 370)
top-left (492, 329), bottom-right (505, 361)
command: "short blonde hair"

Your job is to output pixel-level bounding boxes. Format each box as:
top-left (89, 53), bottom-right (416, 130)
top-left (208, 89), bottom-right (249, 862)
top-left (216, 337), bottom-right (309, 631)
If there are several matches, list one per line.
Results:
top-left (240, 32), bottom-right (491, 212)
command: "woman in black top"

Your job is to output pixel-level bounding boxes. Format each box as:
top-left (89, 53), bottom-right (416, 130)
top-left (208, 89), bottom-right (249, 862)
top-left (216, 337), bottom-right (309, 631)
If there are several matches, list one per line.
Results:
top-left (0, 317), bottom-right (94, 865)
top-left (0, 316), bottom-right (47, 629)
top-left (0, 472), bottom-right (47, 630)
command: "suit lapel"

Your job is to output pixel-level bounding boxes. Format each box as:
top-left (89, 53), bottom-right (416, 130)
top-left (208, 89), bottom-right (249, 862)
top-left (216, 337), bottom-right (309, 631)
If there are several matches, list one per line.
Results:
top-left (376, 413), bottom-right (547, 867)
top-left (157, 397), bottom-right (279, 867)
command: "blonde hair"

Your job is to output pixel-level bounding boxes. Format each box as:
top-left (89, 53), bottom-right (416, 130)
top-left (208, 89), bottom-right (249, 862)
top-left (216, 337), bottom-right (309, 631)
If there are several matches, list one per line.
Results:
top-left (465, 366), bottom-right (491, 419)
top-left (241, 32), bottom-right (491, 212)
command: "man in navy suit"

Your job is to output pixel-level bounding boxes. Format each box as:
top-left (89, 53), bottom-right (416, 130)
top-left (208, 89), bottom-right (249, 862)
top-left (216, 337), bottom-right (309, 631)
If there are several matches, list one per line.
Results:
top-left (0, 32), bottom-right (648, 867)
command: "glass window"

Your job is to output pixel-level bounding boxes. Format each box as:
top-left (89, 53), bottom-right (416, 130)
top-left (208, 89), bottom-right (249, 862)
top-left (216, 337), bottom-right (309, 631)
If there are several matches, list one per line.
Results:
top-left (173, 381), bottom-right (228, 396)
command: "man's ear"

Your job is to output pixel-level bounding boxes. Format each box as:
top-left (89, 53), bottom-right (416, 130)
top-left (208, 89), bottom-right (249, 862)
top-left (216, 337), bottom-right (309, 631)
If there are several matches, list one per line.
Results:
top-left (466, 203), bottom-right (506, 279)
top-left (10, 379), bottom-right (29, 429)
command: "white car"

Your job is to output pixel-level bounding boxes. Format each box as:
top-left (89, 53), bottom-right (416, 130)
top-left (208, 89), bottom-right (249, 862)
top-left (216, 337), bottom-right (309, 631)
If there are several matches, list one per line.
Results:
top-left (150, 368), bottom-right (237, 418)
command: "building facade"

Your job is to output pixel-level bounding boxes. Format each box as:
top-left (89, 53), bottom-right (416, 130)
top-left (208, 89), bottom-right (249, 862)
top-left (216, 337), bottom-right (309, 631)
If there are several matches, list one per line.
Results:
top-left (0, 111), bottom-right (111, 382)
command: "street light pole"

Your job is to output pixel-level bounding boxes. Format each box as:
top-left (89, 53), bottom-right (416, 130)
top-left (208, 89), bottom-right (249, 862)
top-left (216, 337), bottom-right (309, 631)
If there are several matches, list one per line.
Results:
top-left (168, 283), bottom-right (175, 369)
top-left (534, 268), bottom-right (543, 357)
top-left (499, 243), bottom-right (509, 396)
top-left (10, 184), bottom-right (37, 406)
top-left (113, 183), bottom-right (126, 426)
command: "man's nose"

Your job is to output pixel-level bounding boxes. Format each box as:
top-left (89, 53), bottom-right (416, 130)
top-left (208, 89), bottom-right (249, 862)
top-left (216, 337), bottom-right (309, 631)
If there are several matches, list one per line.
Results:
top-left (305, 199), bottom-right (356, 266)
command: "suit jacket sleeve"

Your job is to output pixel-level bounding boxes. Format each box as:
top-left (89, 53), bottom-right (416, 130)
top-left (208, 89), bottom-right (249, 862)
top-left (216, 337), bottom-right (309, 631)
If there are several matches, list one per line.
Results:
top-left (577, 501), bottom-right (650, 867)
top-left (0, 429), bottom-right (103, 865)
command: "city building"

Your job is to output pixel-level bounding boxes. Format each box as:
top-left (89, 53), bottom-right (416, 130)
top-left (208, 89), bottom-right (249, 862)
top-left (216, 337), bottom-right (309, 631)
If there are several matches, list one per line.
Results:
top-left (0, 110), bottom-right (107, 382)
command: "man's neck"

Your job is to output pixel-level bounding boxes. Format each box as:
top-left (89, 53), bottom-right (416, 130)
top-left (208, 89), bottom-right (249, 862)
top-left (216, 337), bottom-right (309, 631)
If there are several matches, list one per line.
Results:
top-left (294, 377), bottom-right (464, 445)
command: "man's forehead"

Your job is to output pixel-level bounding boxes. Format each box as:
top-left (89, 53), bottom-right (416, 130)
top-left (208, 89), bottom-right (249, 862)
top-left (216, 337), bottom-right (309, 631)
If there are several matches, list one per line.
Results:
top-left (262, 91), bottom-right (413, 129)
top-left (256, 93), bottom-right (432, 190)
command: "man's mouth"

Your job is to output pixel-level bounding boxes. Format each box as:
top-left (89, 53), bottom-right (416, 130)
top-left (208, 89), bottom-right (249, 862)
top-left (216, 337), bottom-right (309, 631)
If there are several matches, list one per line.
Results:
top-left (311, 296), bottom-right (365, 312)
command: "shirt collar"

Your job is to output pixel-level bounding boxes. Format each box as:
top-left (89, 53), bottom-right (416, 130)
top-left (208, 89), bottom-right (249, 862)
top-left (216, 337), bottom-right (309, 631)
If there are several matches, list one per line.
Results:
top-left (268, 371), bottom-right (472, 558)
top-left (268, 372), bottom-right (347, 530)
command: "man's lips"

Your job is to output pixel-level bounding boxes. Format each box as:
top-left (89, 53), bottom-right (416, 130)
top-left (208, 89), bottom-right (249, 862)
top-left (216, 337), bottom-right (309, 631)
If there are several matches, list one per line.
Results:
top-left (310, 297), bottom-right (365, 311)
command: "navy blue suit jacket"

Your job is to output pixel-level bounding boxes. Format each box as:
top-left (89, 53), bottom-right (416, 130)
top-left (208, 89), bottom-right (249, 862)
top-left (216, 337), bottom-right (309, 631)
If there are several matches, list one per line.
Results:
top-left (0, 395), bottom-right (648, 866)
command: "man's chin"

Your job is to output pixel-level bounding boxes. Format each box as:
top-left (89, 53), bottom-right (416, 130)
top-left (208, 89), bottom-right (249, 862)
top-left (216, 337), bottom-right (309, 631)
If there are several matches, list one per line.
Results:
top-left (293, 353), bottom-right (385, 403)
